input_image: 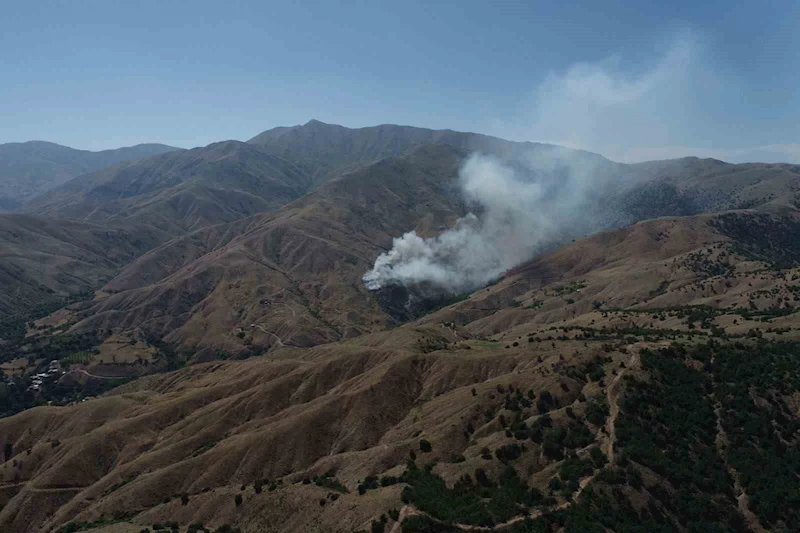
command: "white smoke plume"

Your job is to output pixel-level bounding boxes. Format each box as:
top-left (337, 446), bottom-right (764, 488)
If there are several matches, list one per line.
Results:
top-left (363, 35), bottom-right (698, 293)
top-left (363, 148), bottom-right (613, 293)
top-left (501, 32), bottom-right (699, 163)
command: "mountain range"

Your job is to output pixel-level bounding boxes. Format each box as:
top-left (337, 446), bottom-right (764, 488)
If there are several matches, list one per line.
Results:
top-left (0, 121), bottom-right (798, 533)
top-left (0, 141), bottom-right (179, 209)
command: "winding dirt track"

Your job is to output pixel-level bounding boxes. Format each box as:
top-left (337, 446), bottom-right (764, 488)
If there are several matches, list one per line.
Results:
top-left (0, 482), bottom-right (84, 493)
top-left (250, 324), bottom-right (285, 348)
top-left (74, 369), bottom-right (128, 380)
top-left (605, 352), bottom-right (638, 464)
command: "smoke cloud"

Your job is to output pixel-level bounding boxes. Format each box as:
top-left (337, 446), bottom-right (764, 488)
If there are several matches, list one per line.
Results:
top-left (363, 35), bottom-right (699, 294)
top-left (363, 148), bottom-right (614, 293)
top-left (517, 35), bottom-right (696, 163)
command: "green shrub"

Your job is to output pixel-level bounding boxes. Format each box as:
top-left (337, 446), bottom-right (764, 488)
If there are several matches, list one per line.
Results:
top-left (494, 443), bottom-right (522, 462)
top-left (585, 398), bottom-right (609, 426)
top-left (589, 447), bottom-right (607, 468)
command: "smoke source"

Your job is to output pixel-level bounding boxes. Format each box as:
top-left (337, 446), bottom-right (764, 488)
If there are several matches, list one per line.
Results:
top-left (363, 148), bottom-right (615, 293)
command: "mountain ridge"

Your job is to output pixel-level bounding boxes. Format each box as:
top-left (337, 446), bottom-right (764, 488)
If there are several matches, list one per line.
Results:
top-left (0, 141), bottom-right (180, 208)
top-left (248, 119), bottom-right (619, 185)
top-left (18, 141), bottom-right (311, 237)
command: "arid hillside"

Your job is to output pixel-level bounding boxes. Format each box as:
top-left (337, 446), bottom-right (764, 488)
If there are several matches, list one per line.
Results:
top-left (2, 123), bottom-right (800, 533)
top-left (19, 142), bottom-right (311, 236)
top-left (3, 132), bottom-right (800, 376)
top-left (5, 125), bottom-right (616, 325)
top-left (1, 207), bottom-right (798, 533)
top-left (7, 123), bottom-right (800, 329)
top-left (247, 120), bottom-right (620, 185)
top-left (0, 141), bottom-right (178, 209)
top-left (49, 144), bottom-right (472, 360)
top-left (631, 156), bottom-right (800, 212)
top-left (0, 214), bottom-right (163, 315)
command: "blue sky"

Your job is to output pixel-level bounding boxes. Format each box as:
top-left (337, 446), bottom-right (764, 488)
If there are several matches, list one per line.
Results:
top-left (2, 0), bottom-right (799, 162)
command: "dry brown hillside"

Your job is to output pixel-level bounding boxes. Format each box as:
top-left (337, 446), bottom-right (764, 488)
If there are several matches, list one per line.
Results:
top-left (247, 120), bottom-right (620, 186)
top-left (0, 214), bottom-right (163, 315)
top-left (44, 145), bottom-right (471, 360)
top-left (19, 142), bottom-right (311, 237)
top-left (4, 124), bottom-right (800, 533)
top-left (632, 157), bottom-right (800, 211)
top-left (8, 122), bottom-right (800, 330)
top-left (1, 208), bottom-right (798, 533)
top-left (12, 135), bottom-right (800, 374)
top-left (6, 124), bottom-right (612, 325)
top-left (0, 142), bottom-right (178, 209)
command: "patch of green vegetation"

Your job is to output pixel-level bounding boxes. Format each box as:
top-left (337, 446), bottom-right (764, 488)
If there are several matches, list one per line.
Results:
top-left (555, 484), bottom-right (681, 533)
top-left (417, 293), bottom-right (471, 318)
top-left (553, 281), bottom-right (586, 297)
top-left (680, 248), bottom-right (734, 278)
top-left (575, 355), bottom-right (607, 382)
top-left (712, 341), bottom-right (800, 529)
top-left (615, 345), bottom-right (741, 531)
top-left (585, 397), bottom-right (609, 426)
top-left (191, 440), bottom-right (218, 457)
top-left (400, 515), bottom-right (459, 532)
top-left (401, 464), bottom-right (493, 526)
top-left (649, 280), bottom-right (670, 298)
top-left (556, 339), bottom-right (799, 532)
top-left (0, 370), bottom-right (129, 418)
top-left (313, 471), bottom-right (349, 493)
top-left (541, 422), bottom-right (595, 460)
top-left (400, 462), bottom-right (546, 527)
top-left (145, 333), bottom-right (188, 370)
top-left (471, 340), bottom-right (502, 349)
top-left (0, 290), bottom-right (92, 348)
top-left (501, 387), bottom-right (532, 412)
top-left (570, 323), bottom-right (706, 342)
top-left (401, 515), bottom-right (550, 532)
top-left (60, 351), bottom-right (92, 365)
top-left (418, 337), bottom-right (450, 354)
top-left (711, 213), bottom-right (800, 269)
top-left (599, 303), bottom-right (799, 331)
top-left (396, 339), bottom-right (798, 533)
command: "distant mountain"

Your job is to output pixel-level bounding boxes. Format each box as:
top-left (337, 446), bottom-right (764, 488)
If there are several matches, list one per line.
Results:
top-left (20, 141), bottom-right (311, 237)
top-left (248, 119), bottom-right (617, 185)
top-left (21, 123), bottom-right (619, 240)
top-left (0, 141), bottom-right (179, 208)
top-left (629, 156), bottom-right (800, 211)
top-left (252, 121), bottom-right (800, 214)
top-left (46, 139), bottom-right (791, 357)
